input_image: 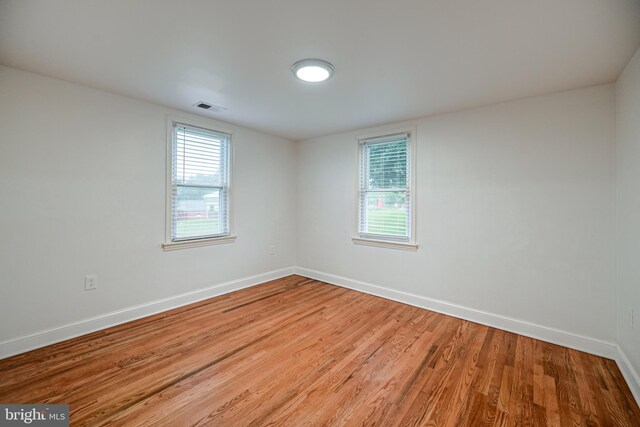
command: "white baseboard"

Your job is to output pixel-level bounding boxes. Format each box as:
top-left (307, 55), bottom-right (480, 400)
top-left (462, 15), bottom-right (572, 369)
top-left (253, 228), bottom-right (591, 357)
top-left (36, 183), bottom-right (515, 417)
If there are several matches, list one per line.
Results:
top-left (0, 267), bottom-right (295, 360)
top-left (293, 267), bottom-right (618, 360)
top-left (616, 346), bottom-right (640, 405)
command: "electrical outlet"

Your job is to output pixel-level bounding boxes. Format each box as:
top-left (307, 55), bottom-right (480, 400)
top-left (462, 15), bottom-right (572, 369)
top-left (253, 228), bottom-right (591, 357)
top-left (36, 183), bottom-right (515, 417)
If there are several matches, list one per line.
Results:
top-left (85, 275), bottom-right (98, 291)
top-left (269, 245), bottom-right (276, 255)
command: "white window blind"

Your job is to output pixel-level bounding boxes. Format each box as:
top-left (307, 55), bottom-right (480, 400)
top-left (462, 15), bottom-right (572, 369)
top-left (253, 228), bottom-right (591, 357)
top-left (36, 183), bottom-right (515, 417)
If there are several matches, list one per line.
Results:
top-left (359, 133), bottom-right (411, 241)
top-left (170, 123), bottom-right (230, 241)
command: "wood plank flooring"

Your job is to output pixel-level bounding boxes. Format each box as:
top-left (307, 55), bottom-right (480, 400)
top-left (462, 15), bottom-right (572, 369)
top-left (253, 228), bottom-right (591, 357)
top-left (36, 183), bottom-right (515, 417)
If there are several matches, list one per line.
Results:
top-left (0, 275), bottom-right (638, 426)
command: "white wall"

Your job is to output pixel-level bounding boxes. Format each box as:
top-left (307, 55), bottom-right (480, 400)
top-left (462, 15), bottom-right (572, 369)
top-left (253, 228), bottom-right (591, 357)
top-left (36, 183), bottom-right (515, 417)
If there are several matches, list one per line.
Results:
top-left (0, 66), bottom-right (297, 343)
top-left (616, 47), bottom-right (640, 376)
top-left (297, 85), bottom-right (617, 342)
top-left (0, 65), bottom-right (622, 357)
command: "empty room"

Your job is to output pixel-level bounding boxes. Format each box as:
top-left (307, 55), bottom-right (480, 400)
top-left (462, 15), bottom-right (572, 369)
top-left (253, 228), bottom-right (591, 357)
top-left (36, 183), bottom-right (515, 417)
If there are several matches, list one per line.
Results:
top-left (1, 0), bottom-right (640, 425)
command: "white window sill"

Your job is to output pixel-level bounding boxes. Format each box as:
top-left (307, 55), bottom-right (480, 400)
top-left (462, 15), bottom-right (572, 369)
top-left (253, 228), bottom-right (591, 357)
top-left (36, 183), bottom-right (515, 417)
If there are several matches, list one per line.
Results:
top-left (162, 235), bottom-right (237, 251)
top-left (352, 237), bottom-right (418, 251)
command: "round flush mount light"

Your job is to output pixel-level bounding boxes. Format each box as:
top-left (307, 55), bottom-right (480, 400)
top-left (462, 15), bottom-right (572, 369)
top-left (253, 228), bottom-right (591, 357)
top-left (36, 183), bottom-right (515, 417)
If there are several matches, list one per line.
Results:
top-left (292, 58), bottom-right (334, 83)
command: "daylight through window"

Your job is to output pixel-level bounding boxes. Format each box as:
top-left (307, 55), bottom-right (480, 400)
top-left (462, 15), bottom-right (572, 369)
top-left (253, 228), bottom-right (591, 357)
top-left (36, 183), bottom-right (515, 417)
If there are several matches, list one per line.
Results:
top-left (358, 133), bottom-right (412, 242)
top-left (170, 123), bottom-right (230, 241)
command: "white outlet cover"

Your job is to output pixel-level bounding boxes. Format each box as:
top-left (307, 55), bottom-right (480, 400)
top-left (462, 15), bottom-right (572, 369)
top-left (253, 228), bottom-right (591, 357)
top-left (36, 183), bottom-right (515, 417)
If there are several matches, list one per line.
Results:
top-left (85, 275), bottom-right (98, 291)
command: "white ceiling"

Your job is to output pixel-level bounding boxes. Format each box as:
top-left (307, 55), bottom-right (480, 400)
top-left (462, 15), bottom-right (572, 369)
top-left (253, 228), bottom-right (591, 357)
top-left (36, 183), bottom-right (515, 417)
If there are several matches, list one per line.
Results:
top-left (1, 0), bottom-right (639, 141)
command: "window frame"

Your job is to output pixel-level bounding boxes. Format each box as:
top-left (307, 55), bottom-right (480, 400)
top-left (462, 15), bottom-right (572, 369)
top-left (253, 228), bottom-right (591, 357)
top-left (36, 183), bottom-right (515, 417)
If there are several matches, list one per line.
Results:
top-left (162, 116), bottom-right (236, 251)
top-left (352, 127), bottom-right (418, 251)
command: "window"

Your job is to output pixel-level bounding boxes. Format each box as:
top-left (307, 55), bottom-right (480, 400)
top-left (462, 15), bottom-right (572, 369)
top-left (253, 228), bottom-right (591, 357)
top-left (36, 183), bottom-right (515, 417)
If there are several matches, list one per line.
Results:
top-left (354, 131), bottom-right (417, 250)
top-left (163, 120), bottom-right (234, 250)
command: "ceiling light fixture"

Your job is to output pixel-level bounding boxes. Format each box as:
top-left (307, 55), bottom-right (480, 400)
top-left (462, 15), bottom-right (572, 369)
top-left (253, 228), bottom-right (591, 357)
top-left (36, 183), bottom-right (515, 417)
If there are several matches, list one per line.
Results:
top-left (292, 58), bottom-right (334, 83)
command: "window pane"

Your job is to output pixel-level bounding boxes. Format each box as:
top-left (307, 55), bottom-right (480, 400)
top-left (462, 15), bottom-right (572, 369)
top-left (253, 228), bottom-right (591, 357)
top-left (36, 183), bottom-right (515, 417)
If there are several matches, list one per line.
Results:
top-left (175, 126), bottom-right (227, 187)
top-left (170, 123), bottom-right (230, 242)
top-left (359, 133), bottom-right (412, 242)
top-left (367, 140), bottom-right (407, 189)
top-left (361, 191), bottom-right (409, 237)
top-left (172, 186), bottom-right (223, 240)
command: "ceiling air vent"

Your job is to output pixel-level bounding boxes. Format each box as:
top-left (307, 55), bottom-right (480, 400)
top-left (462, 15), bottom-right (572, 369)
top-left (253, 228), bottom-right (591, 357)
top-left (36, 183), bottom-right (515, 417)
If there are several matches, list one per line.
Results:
top-left (193, 101), bottom-right (227, 113)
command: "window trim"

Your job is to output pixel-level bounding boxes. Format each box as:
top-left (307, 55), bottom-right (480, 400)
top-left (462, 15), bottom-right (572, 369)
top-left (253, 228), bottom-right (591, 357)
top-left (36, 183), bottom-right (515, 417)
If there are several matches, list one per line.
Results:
top-left (352, 127), bottom-right (418, 251)
top-left (162, 116), bottom-right (236, 251)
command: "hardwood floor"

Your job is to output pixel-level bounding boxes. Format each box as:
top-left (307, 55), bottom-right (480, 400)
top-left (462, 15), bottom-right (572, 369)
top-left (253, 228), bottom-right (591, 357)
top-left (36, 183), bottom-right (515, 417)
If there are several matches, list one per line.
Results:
top-left (0, 275), bottom-right (638, 426)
